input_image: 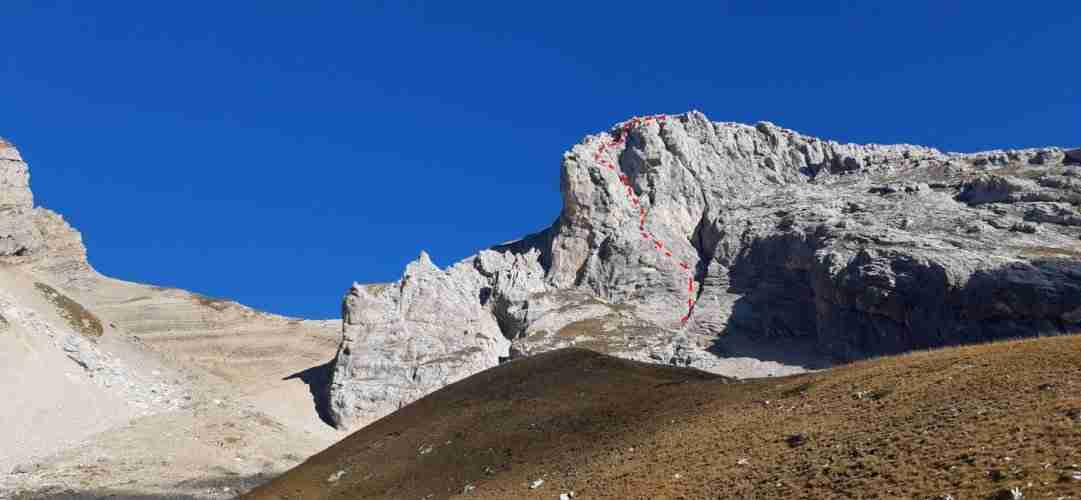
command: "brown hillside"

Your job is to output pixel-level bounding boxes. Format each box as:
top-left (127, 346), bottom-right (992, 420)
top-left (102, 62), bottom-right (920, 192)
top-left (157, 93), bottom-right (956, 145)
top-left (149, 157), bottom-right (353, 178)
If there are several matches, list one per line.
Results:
top-left (245, 337), bottom-right (1081, 500)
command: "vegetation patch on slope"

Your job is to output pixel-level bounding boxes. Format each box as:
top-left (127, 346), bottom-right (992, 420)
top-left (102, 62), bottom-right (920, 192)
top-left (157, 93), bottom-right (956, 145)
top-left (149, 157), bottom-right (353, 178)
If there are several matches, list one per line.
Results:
top-left (192, 292), bottom-right (234, 312)
top-left (34, 282), bottom-right (103, 339)
top-left (246, 336), bottom-right (1081, 500)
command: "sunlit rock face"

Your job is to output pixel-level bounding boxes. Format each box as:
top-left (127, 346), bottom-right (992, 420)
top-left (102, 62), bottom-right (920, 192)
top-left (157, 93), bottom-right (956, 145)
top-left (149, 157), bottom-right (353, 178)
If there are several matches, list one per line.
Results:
top-left (327, 111), bottom-right (1081, 430)
top-left (327, 252), bottom-right (511, 430)
top-left (1, 139), bottom-right (44, 260)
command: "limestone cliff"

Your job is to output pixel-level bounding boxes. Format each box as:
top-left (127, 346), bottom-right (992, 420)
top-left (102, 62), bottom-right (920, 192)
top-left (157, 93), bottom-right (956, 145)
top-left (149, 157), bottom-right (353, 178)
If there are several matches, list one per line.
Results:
top-left (326, 253), bottom-right (510, 429)
top-left (1, 139), bottom-right (47, 261)
top-left (328, 111), bottom-right (1081, 430)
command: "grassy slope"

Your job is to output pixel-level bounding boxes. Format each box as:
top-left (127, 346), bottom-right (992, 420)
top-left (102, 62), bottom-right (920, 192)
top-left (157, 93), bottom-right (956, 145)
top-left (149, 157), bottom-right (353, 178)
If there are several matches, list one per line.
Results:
top-left (245, 337), bottom-right (1081, 500)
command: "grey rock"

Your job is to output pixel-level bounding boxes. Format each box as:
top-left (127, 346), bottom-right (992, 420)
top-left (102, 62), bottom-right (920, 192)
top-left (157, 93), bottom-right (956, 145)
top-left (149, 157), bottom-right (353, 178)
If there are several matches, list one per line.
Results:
top-left (1024, 202), bottom-right (1081, 227)
top-left (0, 139), bottom-right (34, 209)
top-left (0, 139), bottom-right (96, 287)
top-left (968, 148), bottom-right (1064, 169)
top-left (0, 139), bottom-right (46, 262)
top-left (1009, 221), bottom-right (1039, 234)
top-left (328, 111), bottom-right (1081, 429)
top-left (963, 221), bottom-right (992, 234)
top-left (326, 470), bottom-right (346, 484)
top-left (474, 248), bottom-right (548, 339)
top-left (327, 252), bottom-right (510, 430)
top-left (1031, 149), bottom-right (1065, 165)
top-left (958, 175), bottom-right (1039, 205)
top-left (1065, 148), bottom-right (1081, 164)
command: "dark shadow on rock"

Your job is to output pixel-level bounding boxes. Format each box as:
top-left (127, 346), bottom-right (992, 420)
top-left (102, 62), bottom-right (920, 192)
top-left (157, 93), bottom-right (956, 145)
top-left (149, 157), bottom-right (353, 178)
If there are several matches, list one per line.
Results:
top-left (707, 230), bottom-right (834, 368)
top-left (814, 255), bottom-right (1081, 361)
top-left (284, 359), bottom-right (337, 429)
top-left (490, 223), bottom-right (556, 273)
top-left (707, 325), bottom-right (833, 371)
top-left (717, 232), bottom-right (1081, 363)
top-left (8, 473), bottom-right (273, 500)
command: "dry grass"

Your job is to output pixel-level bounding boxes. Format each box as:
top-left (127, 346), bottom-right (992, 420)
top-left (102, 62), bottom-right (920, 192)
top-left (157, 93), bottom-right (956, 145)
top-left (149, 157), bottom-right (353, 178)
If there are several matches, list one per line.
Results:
top-left (365, 283), bottom-right (392, 295)
top-left (191, 292), bottom-right (234, 312)
top-left (246, 335), bottom-right (1081, 499)
top-left (780, 379), bottom-right (817, 398)
top-left (544, 316), bottom-right (662, 356)
top-left (1015, 245), bottom-right (1081, 260)
top-left (33, 282), bottom-right (103, 339)
top-left (556, 317), bottom-right (607, 339)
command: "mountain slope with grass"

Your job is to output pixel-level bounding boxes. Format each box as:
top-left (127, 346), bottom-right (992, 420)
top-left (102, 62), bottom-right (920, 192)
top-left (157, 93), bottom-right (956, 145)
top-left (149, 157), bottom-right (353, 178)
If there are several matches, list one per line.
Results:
top-left (247, 336), bottom-right (1081, 500)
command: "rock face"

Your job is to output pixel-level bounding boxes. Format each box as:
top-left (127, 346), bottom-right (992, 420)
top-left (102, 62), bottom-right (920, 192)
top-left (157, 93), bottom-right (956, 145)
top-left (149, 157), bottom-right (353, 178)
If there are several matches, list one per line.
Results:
top-left (0, 139), bottom-right (33, 208)
top-left (329, 111), bottom-right (1081, 430)
top-left (327, 252), bottom-right (510, 429)
top-left (0, 138), bottom-right (95, 285)
top-left (0, 139), bottom-right (44, 259)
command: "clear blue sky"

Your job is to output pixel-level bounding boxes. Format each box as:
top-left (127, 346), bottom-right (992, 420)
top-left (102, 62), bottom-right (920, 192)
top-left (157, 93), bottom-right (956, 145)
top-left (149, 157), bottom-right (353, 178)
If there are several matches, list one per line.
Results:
top-left (3, 2), bottom-right (1078, 319)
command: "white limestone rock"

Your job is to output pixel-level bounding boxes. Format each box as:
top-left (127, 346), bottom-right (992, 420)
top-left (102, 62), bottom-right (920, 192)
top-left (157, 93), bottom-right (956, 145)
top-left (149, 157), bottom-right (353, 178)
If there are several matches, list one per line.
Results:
top-left (327, 252), bottom-right (509, 430)
top-left (0, 139), bottom-right (46, 262)
top-left (329, 112), bottom-right (1081, 429)
top-left (0, 140), bottom-right (96, 288)
top-left (0, 138), bottom-right (33, 209)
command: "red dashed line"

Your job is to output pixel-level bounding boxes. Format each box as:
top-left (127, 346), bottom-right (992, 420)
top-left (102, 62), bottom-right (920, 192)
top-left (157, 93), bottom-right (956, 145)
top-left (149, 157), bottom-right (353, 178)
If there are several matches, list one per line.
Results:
top-left (590, 114), bottom-right (698, 324)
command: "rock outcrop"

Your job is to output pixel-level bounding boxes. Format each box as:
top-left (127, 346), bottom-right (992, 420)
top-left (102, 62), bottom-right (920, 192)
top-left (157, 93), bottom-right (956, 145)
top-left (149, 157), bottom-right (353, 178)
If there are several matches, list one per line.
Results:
top-left (1, 139), bottom-right (43, 260)
top-left (1, 138), bottom-right (95, 287)
top-left (327, 252), bottom-right (510, 429)
top-left (328, 111), bottom-right (1081, 430)
top-left (0, 139), bottom-right (33, 208)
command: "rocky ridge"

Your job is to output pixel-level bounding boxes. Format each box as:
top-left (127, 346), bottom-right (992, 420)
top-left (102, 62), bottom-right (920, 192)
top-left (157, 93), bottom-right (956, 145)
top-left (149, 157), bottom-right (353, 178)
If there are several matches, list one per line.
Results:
top-left (328, 111), bottom-right (1081, 430)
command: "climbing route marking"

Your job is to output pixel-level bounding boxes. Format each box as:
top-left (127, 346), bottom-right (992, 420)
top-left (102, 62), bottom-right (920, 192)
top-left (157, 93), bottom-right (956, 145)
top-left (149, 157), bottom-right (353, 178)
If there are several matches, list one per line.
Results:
top-left (590, 115), bottom-right (697, 324)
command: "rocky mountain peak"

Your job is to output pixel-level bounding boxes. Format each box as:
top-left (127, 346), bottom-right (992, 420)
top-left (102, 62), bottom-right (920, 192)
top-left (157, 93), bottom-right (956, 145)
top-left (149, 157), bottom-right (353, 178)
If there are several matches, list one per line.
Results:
top-left (327, 111), bottom-right (1081, 430)
top-left (402, 250), bottom-right (439, 281)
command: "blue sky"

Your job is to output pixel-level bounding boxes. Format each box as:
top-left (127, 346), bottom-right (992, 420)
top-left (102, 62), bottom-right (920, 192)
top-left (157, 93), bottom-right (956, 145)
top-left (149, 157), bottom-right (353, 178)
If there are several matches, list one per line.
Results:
top-left (2, 2), bottom-right (1078, 318)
